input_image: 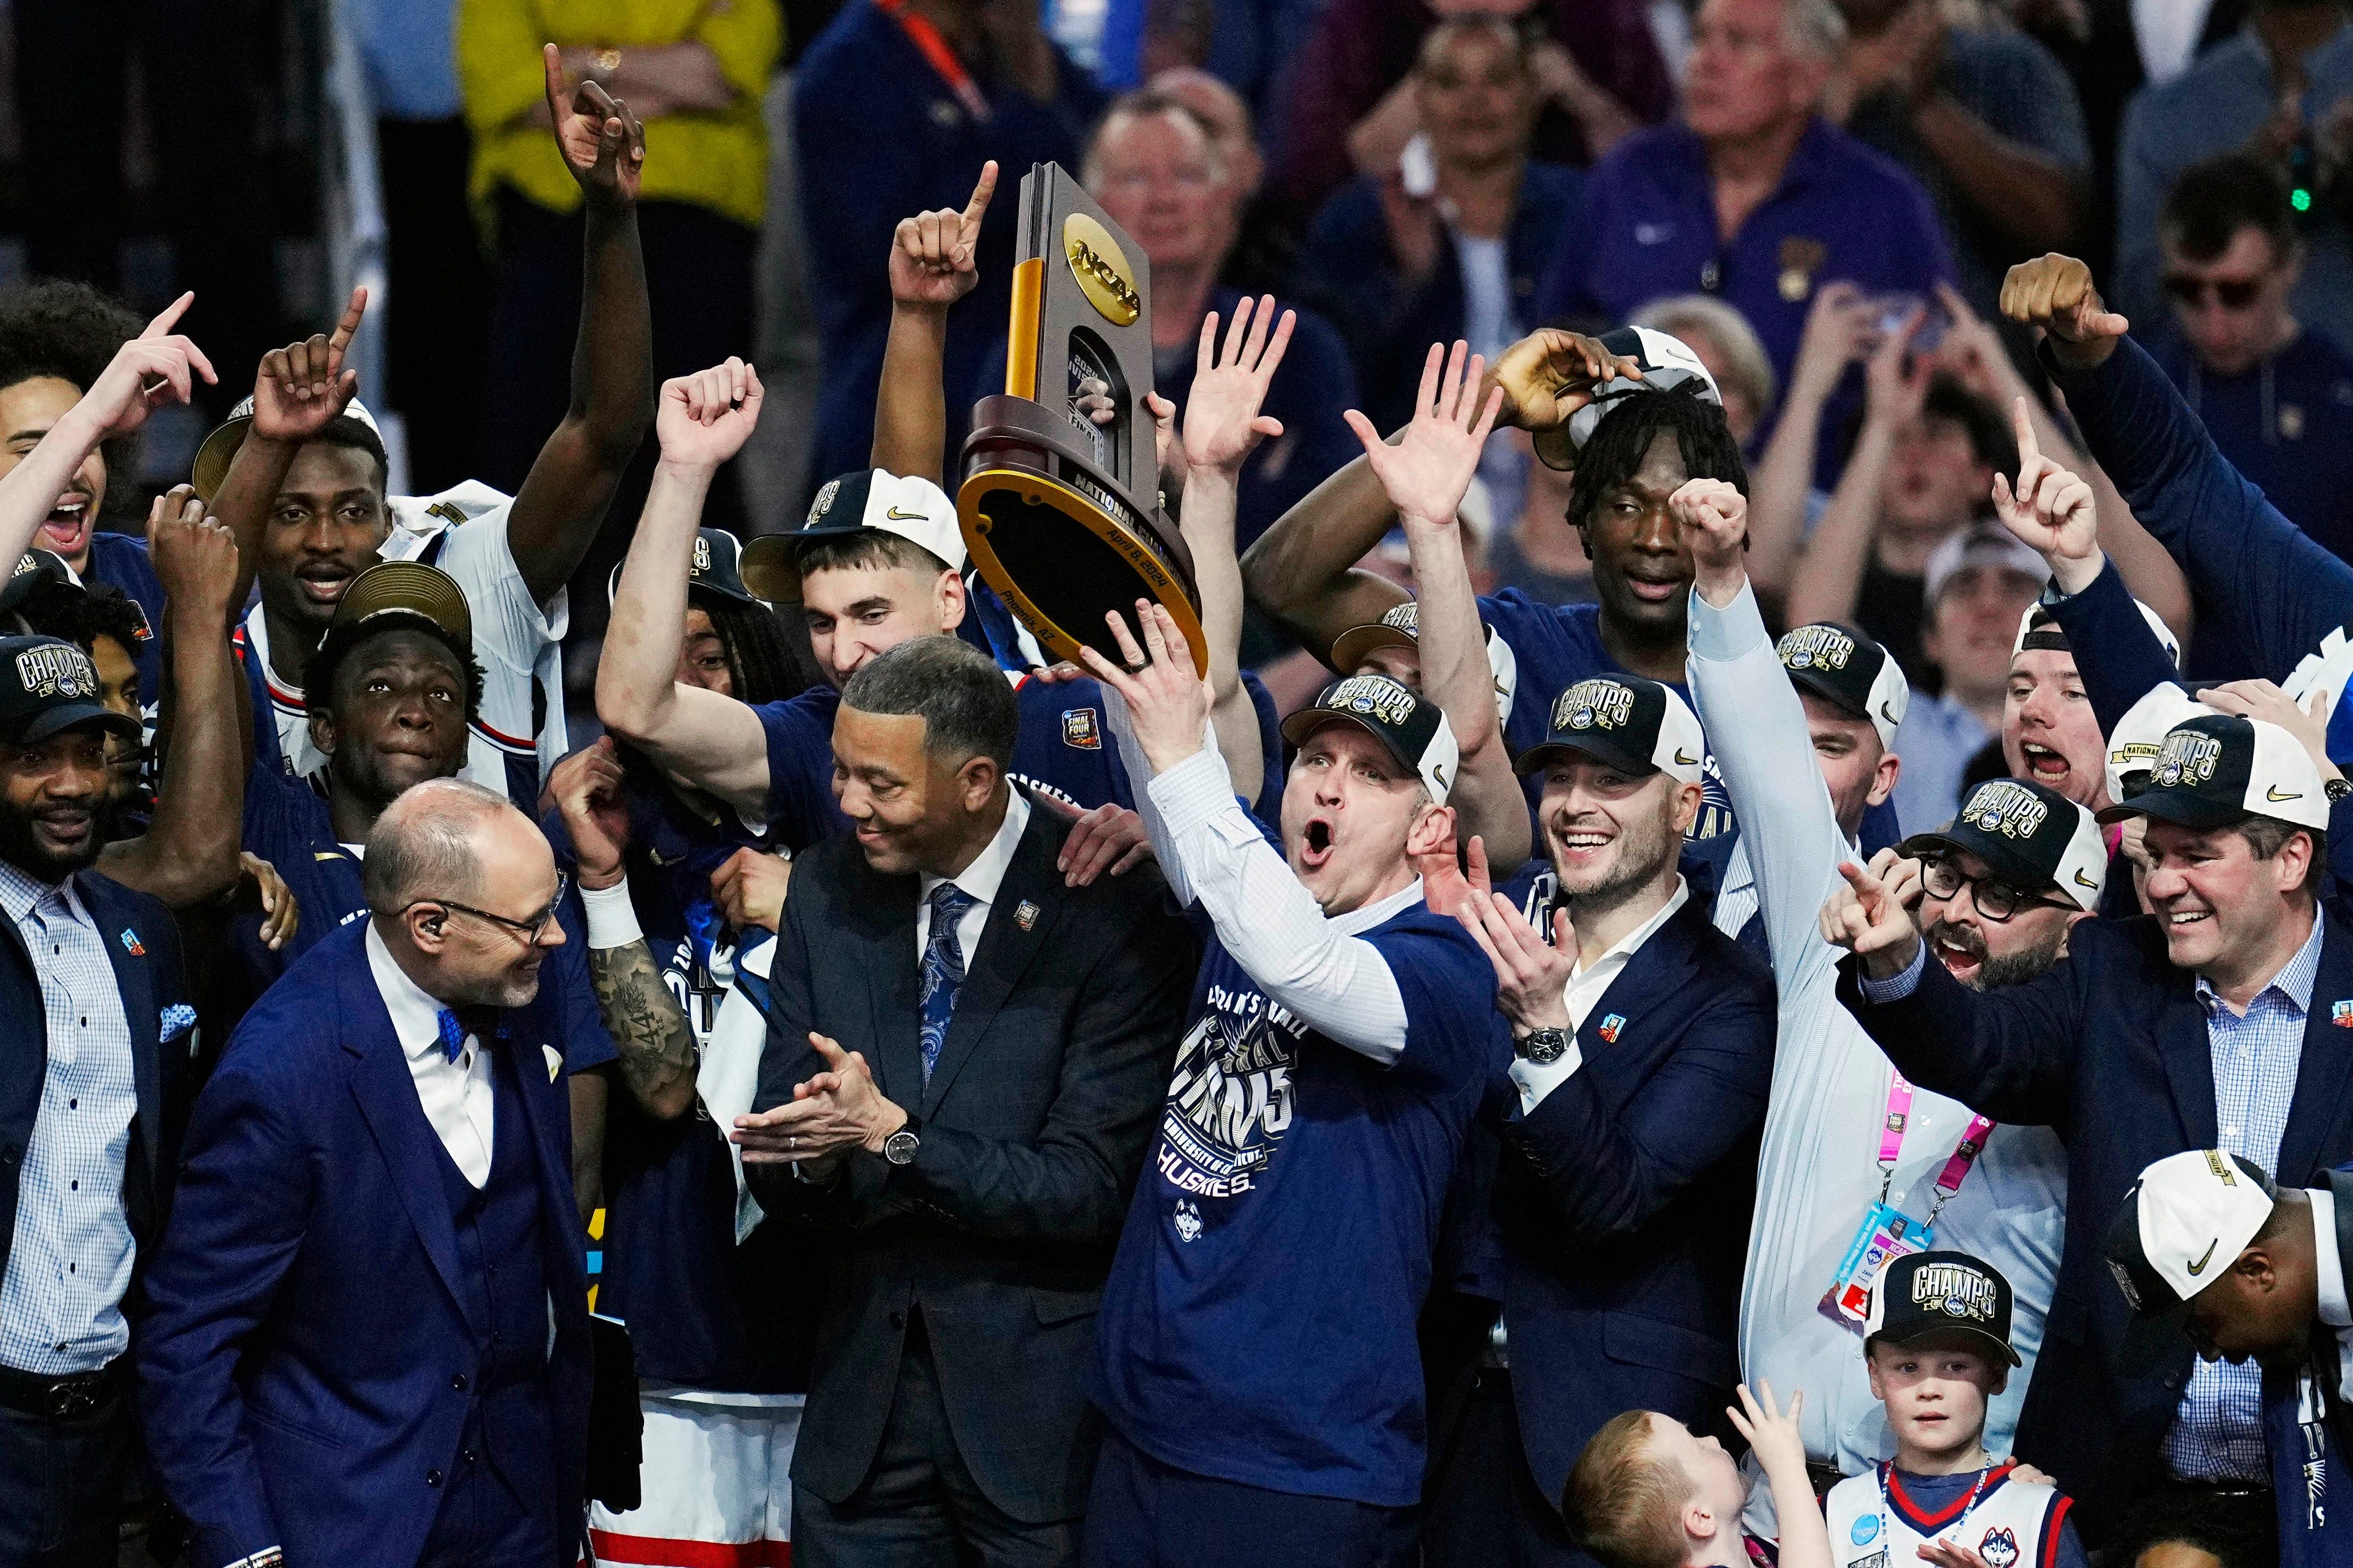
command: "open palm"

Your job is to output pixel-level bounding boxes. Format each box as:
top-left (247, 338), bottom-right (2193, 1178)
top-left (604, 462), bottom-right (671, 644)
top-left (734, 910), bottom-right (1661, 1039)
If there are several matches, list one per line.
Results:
top-left (1345, 339), bottom-right (1502, 529)
top-left (1182, 294), bottom-right (1294, 474)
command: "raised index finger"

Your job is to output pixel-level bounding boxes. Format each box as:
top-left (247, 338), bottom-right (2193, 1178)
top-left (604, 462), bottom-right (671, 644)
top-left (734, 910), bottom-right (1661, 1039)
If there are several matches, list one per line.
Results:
top-left (142, 291), bottom-right (194, 339)
top-left (962, 161), bottom-right (998, 231)
top-left (542, 42), bottom-right (568, 114)
top-left (327, 286), bottom-right (368, 357)
top-left (2008, 395), bottom-right (2039, 472)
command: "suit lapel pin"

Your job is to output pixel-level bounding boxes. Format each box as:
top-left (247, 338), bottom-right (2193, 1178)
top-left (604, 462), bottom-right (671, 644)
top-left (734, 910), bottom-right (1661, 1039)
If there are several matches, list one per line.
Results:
top-left (1598, 1013), bottom-right (1625, 1044)
top-left (119, 927), bottom-right (144, 957)
top-left (543, 1044), bottom-right (564, 1081)
top-left (1015, 899), bottom-right (1039, 932)
top-left (2333, 1000), bottom-right (2353, 1027)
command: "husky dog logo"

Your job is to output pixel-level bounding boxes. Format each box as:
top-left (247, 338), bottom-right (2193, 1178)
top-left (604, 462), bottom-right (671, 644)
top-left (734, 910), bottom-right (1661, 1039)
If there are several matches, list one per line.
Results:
top-left (1976, 1527), bottom-right (2019, 1568)
top-left (1173, 1199), bottom-right (1203, 1242)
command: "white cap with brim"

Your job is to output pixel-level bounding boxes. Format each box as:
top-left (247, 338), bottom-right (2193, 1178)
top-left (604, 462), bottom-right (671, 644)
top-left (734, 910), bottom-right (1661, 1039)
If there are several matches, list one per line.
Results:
top-left (2104, 684), bottom-right (2218, 806)
top-left (2106, 1149), bottom-right (2278, 1316)
top-left (192, 394), bottom-right (387, 501)
top-left (740, 470), bottom-right (963, 602)
top-left (1923, 524), bottom-right (2051, 607)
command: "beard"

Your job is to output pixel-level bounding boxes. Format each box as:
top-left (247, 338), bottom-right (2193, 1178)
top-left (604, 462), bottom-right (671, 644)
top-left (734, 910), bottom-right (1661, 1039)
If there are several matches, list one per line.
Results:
top-left (0, 798), bottom-right (109, 883)
top-left (1922, 916), bottom-right (2069, 991)
top-left (1550, 799), bottom-right (1681, 924)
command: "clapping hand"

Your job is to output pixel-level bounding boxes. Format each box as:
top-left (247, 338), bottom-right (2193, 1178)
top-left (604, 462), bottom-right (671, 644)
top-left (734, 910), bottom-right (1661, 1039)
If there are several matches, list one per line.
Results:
top-left (731, 1031), bottom-right (902, 1163)
top-left (1078, 601), bottom-right (1214, 778)
top-left (890, 162), bottom-right (996, 310)
top-left (656, 358), bottom-right (764, 470)
top-left (82, 293), bottom-right (216, 442)
top-left (1457, 884), bottom-right (1577, 1035)
top-left (251, 287), bottom-right (366, 445)
top-left (1989, 395), bottom-right (2098, 592)
top-left (1820, 857), bottom-right (1923, 978)
top-left (544, 43), bottom-right (646, 203)
top-left (1999, 254), bottom-right (2129, 369)
top-left (1345, 339), bottom-right (1502, 531)
top-left (1183, 295), bottom-right (1296, 476)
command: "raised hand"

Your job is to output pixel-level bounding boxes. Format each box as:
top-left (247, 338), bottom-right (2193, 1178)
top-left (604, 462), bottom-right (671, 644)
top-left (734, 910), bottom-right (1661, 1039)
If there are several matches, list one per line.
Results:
top-left (1144, 391), bottom-right (1187, 499)
top-left (1457, 888), bottom-right (1576, 1035)
top-left (81, 293), bottom-right (217, 441)
top-left (1077, 600), bottom-right (1214, 777)
top-left (1789, 280), bottom-right (1876, 404)
top-left (1482, 328), bottom-right (1644, 442)
top-left (2197, 678), bottom-right (2339, 783)
top-left (1345, 340), bottom-right (1502, 530)
top-left (1819, 858), bottom-right (1922, 977)
top-left (544, 42), bottom-right (647, 203)
top-left (1999, 253), bottom-right (2129, 368)
top-left (147, 485), bottom-right (241, 632)
top-left (1863, 304), bottom-right (1932, 427)
top-left (656, 357), bottom-right (764, 470)
top-left (1418, 826), bottom-right (1494, 917)
top-left (889, 162), bottom-right (996, 309)
top-left (1183, 295), bottom-right (1296, 475)
top-left (1989, 395), bottom-right (2098, 591)
top-left (1671, 476), bottom-right (1747, 602)
top-left (1725, 1382), bottom-right (1809, 1488)
top-left (251, 287), bottom-right (367, 444)
top-left (549, 736), bottom-right (631, 889)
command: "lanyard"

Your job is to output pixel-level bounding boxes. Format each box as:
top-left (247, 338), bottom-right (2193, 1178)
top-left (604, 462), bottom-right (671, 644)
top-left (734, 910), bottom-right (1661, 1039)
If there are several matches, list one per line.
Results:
top-left (1877, 1071), bottom-right (1996, 1225)
top-left (877, 0), bottom-right (991, 122)
top-left (1878, 1463), bottom-right (1992, 1553)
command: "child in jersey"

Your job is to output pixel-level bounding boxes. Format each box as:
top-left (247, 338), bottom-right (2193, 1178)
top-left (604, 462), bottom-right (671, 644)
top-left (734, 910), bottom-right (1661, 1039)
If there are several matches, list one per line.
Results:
top-left (1821, 1251), bottom-right (2087, 1568)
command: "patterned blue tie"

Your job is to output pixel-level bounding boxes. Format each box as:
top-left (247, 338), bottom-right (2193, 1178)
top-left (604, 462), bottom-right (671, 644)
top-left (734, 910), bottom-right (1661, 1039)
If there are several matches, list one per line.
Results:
top-left (919, 883), bottom-right (977, 1083)
top-left (434, 1008), bottom-right (469, 1065)
top-left (434, 1007), bottom-right (498, 1064)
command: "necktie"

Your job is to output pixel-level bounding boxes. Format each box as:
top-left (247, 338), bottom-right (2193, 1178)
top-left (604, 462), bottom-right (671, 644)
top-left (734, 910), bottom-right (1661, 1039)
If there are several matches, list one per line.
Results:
top-left (919, 883), bottom-right (978, 1083)
top-left (433, 1007), bottom-right (499, 1064)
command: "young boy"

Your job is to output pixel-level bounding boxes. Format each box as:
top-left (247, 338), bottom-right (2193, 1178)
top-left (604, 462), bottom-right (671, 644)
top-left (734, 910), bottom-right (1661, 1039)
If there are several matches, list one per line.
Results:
top-left (1824, 1251), bottom-right (2087, 1568)
top-left (1563, 1382), bottom-right (1816, 1567)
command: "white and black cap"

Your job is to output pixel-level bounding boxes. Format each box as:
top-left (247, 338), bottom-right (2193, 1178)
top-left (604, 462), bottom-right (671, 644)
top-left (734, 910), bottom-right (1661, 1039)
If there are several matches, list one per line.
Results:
top-left (2104, 1149), bottom-right (2278, 1317)
top-left (1280, 674), bottom-right (1460, 804)
top-left (1553, 326), bottom-right (1722, 462)
top-left (739, 469), bottom-right (963, 601)
top-left (193, 393), bottom-right (387, 501)
top-left (2015, 599), bottom-right (2183, 671)
top-left (1777, 623), bottom-right (1910, 752)
top-left (2095, 712), bottom-right (2329, 832)
top-left (1327, 599), bottom-right (1521, 727)
top-left (607, 527), bottom-right (765, 610)
top-left (1923, 521), bottom-right (2050, 607)
top-left (1864, 1250), bottom-right (2021, 1367)
top-left (1902, 777), bottom-right (2108, 912)
top-left (1515, 674), bottom-right (1706, 786)
top-left (2105, 684), bottom-right (2217, 805)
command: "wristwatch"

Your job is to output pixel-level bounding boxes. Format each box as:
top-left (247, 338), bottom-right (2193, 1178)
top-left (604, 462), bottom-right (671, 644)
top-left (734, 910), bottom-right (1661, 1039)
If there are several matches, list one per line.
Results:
top-left (2327, 776), bottom-right (2353, 804)
top-left (882, 1114), bottom-right (923, 1166)
top-left (1516, 1027), bottom-right (1571, 1065)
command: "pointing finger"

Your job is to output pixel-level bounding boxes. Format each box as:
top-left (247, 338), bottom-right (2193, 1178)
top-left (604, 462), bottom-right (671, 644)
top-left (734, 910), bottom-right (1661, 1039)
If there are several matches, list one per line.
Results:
top-left (962, 160), bottom-right (998, 231)
top-left (142, 291), bottom-right (194, 339)
top-left (2009, 395), bottom-right (2039, 474)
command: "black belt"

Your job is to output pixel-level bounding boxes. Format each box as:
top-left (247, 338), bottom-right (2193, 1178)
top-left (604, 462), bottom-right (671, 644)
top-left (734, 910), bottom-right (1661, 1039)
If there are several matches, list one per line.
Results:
top-left (0, 1356), bottom-right (124, 1418)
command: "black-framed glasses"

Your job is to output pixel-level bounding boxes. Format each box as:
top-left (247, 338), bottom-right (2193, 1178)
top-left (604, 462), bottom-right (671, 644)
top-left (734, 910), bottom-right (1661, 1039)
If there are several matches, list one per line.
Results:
top-left (404, 872), bottom-right (569, 944)
top-left (2162, 273), bottom-right (2261, 310)
top-left (1918, 856), bottom-right (2073, 922)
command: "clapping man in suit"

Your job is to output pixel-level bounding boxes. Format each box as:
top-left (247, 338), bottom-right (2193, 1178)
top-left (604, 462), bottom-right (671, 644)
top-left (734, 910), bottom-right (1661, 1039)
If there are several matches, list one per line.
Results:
top-left (0, 635), bottom-right (193, 1566)
top-left (138, 779), bottom-right (598, 1568)
top-left (729, 634), bottom-right (1194, 1568)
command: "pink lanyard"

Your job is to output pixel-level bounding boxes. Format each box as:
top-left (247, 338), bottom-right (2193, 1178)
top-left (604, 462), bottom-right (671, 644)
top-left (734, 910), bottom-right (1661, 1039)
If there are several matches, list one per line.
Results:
top-left (878, 0), bottom-right (992, 122)
top-left (1877, 1071), bottom-right (1995, 1224)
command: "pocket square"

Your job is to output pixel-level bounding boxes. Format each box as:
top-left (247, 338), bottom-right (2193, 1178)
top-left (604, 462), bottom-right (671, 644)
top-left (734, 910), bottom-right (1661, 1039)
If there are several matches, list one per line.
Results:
top-left (160, 1003), bottom-right (197, 1045)
top-left (543, 1044), bottom-right (564, 1082)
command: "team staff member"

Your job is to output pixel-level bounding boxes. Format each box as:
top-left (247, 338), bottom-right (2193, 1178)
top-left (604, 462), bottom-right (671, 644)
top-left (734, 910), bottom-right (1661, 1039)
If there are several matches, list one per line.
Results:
top-left (199, 53), bottom-right (657, 809)
top-left (1894, 776), bottom-right (2106, 992)
top-left (1825, 710), bottom-right (2353, 1534)
top-left (0, 635), bottom-right (194, 1566)
top-left (1453, 673), bottom-right (1775, 1567)
top-left (2107, 1149), bottom-right (2353, 1563)
top-left (1677, 476), bottom-right (2074, 1497)
top-left (726, 637), bottom-right (1193, 1567)
top-left (140, 782), bottom-right (600, 1568)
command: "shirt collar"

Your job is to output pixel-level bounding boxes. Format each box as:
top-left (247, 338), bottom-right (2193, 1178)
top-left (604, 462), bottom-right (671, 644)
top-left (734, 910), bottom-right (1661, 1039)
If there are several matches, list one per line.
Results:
top-left (1573, 876), bottom-right (1689, 981)
top-left (920, 788), bottom-right (1032, 910)
top-left (0, 858), bottom-right (83, 926)
top-left (2314, 1184), bottom-right (2350, 1330)
top-left (366, 922), bottom-right (456, 1063)
top-left (1335, 876), bottom-right (1427, 936)
top-left (2196, 905), bottom-right (2325, 1015)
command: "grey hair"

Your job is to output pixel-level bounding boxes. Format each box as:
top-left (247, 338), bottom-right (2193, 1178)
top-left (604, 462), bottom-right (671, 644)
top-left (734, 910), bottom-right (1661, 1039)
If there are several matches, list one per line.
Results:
top-left (1783, 0), bottom-right (1848, 59)
top-left (840, 635), bottom-right (1019, 769)
top-left (363, 777), bottom-right (514, 912)
top-left (1631, 295), bottom-right (1779, 417)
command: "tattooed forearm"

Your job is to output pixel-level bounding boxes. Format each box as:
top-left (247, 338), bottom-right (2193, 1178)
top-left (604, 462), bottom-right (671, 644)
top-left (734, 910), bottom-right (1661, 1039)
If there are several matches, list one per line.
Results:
top-left (587, 940), bottom-right (699, 1121)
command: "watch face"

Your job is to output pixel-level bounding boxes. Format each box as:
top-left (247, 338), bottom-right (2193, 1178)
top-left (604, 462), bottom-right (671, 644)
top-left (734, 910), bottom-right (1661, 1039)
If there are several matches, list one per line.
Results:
top-left (1520, 1030), bottom-right (1567, 1065)
top-left (884, 1127), bottom-right (919, 1165)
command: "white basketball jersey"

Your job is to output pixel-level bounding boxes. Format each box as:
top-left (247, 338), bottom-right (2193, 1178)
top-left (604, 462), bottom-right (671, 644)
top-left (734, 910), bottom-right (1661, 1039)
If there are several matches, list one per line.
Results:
top-left (1823, 1464), bottom-right (2070, 1568)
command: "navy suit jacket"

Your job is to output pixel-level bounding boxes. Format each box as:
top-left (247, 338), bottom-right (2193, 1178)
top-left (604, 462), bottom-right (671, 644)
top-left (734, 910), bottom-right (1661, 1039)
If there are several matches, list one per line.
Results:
top-left (0, 869), bottom-right (192, 1297)
top-left (1497, 893), bottom-right (1776, 1508)
top-left (135, 922), bottom-right (594, 1568)
top-left (1839, 911), bottom-right (2353, 1534)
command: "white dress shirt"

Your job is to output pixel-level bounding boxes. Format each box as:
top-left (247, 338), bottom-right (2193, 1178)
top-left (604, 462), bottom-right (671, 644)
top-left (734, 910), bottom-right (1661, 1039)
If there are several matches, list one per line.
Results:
top-left (917, 789), bottom-right (1032, 970)
top-left (365, 924), bottom-right (496, 1187)
top-left (1509, 877), bottom-right (1690, 1113)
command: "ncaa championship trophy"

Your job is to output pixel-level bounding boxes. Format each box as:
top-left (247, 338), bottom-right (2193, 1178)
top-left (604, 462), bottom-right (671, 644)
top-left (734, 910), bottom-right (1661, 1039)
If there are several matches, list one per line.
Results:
top-left (957, 162), bottom-right (1207, 674)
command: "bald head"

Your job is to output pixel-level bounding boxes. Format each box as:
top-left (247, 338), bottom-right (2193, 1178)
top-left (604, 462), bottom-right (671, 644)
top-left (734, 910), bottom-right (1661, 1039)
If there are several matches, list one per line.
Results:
top-left (367, 777), bottom-right (565, 1009)
top-left (363, 777), bottom-right (520, 913)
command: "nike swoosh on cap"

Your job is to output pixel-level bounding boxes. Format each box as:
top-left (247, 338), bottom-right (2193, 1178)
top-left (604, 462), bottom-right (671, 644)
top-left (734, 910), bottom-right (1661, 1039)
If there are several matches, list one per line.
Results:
top-left (886, 506), bottom-right (930, 521)
top-left (1674, 749), bottom-right (1699, 766)
top-left (2186, 1238), bottom-right (2218, 1275)
top-left (2268, 786), bottom-right (2305, 802)
top-left (2074, 869), bottom-right (2099, 888)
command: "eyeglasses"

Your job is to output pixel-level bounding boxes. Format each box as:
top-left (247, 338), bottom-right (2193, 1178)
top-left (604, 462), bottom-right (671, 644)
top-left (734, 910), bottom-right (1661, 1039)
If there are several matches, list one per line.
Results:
top-left (1919, 856), bottom-right (2073, 922)
top-left (404, 872), bottom-right (569, 944)
top-left (2162, 273), bottom-right (2263, 310)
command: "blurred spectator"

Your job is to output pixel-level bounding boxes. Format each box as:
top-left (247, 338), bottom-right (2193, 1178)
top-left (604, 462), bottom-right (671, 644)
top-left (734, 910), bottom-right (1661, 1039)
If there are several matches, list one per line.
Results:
top-left (1297, 20), bottom-right (1580, 437)
top-left (2149, 150), bottom-right (2353, 678)
top-left (1086, 93), bottom-right (1361, 547)
top-left (1834, 0), bottom-right (2091, 334)
top-left (1534, 0), bottom-right (1956, 487)
top-left (1890, 521), bottom-right (2051, 828)
top-left (1273, 0), bottom-right (1673, 218)
top-left (0, 284), bottom-right (167, 710)
top-left (1487, 430), bottom-right (1600, 603)
top-left (1785, 315), bottom-right (2016, 683)
top-left (1149, 67), bottom-right (1297, 295)
top-left (14, 0), bottom-right (279, 418)
top-left (359, 0), bottom-right (492, 492)
top-left (795, 0), bottom-right (1105, 492)
top-left (1631, 293), bottom-right (1777, 442)
top-left (461, 0), bottom-right (783, 533)
top-left (2114, 0), bottom-right (2353, 355)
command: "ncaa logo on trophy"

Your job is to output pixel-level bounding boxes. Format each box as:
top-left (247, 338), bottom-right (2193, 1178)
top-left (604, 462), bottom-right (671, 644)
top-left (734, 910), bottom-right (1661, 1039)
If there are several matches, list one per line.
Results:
top-left (956, 162), bottom-right (1207, 675)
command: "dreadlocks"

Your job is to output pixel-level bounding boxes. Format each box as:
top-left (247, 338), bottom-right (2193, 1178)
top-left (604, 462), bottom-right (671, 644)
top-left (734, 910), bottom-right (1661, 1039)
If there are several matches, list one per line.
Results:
top-left (1564, 382), bottom-right (1747, 541)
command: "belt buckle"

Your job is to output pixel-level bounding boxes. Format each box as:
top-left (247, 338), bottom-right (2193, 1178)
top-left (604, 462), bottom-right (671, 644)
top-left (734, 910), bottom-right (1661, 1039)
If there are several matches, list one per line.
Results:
top-left (44, 1378), bottom-right (97, 1418)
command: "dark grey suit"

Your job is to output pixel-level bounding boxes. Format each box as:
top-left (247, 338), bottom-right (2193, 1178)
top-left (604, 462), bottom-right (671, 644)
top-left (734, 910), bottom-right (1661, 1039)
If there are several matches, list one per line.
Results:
top-left (749, 792), bottom-right (1193, 1566)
